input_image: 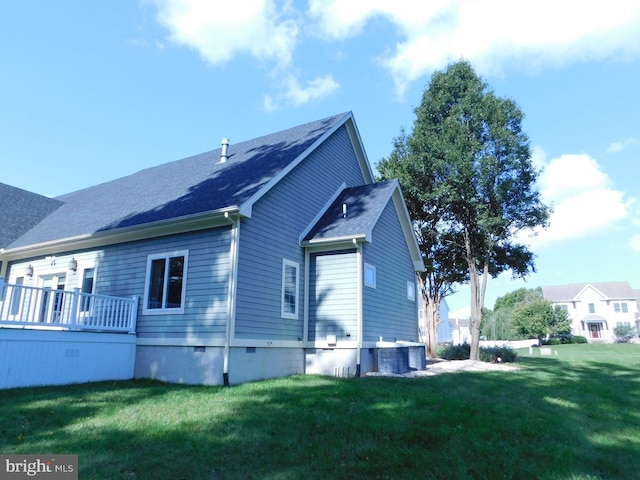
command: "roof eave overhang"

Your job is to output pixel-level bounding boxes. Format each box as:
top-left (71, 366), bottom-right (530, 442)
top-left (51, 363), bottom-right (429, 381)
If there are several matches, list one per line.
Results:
top-left (0, 206), bottom-right (242, 261)
top-left (301, 234), bottom-right (367, 251)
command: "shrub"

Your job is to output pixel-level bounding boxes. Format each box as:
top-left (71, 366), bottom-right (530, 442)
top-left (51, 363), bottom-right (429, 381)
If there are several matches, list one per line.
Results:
top-left (572, 335), bottom-right (588, 344)
top-left (438, 343), bottom-right (470, 360)
top-left (479, 346), bottom-right (518, 363)
top-left (437, 343), bottom-right (517, 363)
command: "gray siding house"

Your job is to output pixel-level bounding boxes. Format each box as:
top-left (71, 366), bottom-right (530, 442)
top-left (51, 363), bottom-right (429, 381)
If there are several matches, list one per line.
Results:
top-left (0, 112), bottom-right (424, 386)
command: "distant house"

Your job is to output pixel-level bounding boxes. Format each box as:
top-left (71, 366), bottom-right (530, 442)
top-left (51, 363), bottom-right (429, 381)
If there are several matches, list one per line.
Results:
top-left (418, 297), bottom-right (452, 344)
top-left (541, 282), bottom-right (639, 343)
top-left (0, 112), bottom-right (425, 388)
top-left (449, 316), bottom-right (471, 346)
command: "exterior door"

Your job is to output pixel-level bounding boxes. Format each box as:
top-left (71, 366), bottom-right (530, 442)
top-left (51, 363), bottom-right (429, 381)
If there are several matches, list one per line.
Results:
top-left (589, 323), bottom-right (600, 339)
top-left (38, 275), bottom-right (66, 323)
top-left (308, 250), bottom-right (357, 342)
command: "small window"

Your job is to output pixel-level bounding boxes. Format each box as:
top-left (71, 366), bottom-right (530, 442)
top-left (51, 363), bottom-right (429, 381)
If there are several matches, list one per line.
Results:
top-left (407, 281), bottom-right (416, 301)
top-left (559, 304), bottom-right (568, 312)
top-left (143, 251), bottom-right (188, 314)
top-left (9, 277), bottom-right (24, 316)
top-left (622, 303), bottom-right (629, 313)
top-left (364, 263), bottom-right (376, 288)
top-left (80, 267), bottom-right (95, 313)
top-left (588, 303), bottom-right (595, 314)
top-left (281, 259), bottom-right (299, 319)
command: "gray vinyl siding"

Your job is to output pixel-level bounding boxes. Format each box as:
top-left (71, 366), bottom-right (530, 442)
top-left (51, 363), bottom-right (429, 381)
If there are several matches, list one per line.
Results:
top-left (363, 201), bottom-right (419, 342)
top-left (308, 250), bottom-right (357, 341)
top-left (95, 227), bottom-right (231, 342)
top-left (234, 125), bottom-right (367, 340)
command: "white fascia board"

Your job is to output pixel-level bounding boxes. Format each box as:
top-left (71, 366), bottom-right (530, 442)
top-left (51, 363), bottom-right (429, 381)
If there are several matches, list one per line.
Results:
top-left (344, 115), bottom-right (375, 184)
top-left (573, 284), bottom-right (607, 301)
top-left (390, 184), bottom-right (425, 272)
top-left (301, 235), bottom-right (367, 251)
top-left (0, 207), bottom-right (241, 262)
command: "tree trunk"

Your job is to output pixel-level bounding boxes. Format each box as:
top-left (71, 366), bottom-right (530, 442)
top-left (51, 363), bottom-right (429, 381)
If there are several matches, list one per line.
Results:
top-left (424, 295), bottom-right (440, 359)
top-left (469, 260), bottom-right (489, 361)
top-left (468, 261), bottom-right (481, 360)
top-left (418, 276), bottom-right (441, 359)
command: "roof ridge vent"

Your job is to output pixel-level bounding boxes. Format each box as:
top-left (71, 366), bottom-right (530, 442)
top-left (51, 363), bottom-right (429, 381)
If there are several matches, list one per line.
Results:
top-left (219, 138), bottom-right (230, 163)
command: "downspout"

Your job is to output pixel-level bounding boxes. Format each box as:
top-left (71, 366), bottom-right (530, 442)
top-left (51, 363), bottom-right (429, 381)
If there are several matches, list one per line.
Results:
top-left (354, 238), bottom-right (363, 377)
top-left (224, 212), bottom-right (240, 387)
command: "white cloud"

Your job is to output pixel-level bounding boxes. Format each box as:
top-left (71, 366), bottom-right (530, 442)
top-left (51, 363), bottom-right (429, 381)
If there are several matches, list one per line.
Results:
top-left (629, 234), bottom-right (640, 252)
top-left (263, 74), bottom-right (340, 110)
top-left (309, 0), bottom-right (640, 97)
top-left (524, 151), bottom-right (634, 246)
top-left (607, 137), bottom-right (637, 153)
top-left (150, 1), bottom-right (640, 103)
top-left (150, 0), bottom-right (342, 107)
top-left (151, 0), bottom-right (298, 67)
top-left (538, 154), bottom-right (610, 203)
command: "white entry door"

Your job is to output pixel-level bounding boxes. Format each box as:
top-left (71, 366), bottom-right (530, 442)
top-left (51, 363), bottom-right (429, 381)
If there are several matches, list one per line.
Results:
top-left (38, 274), bottom-right (67, 323)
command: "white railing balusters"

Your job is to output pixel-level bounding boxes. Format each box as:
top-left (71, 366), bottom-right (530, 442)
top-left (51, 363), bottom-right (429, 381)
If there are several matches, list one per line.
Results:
top-left (0, 280), bottom-right (137, 333)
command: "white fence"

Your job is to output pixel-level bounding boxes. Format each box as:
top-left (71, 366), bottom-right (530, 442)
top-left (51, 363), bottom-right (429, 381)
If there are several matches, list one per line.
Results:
top-left (0, 279), bottom-right (138, 334)
top-left (479, 339), bottom-right (540, 349)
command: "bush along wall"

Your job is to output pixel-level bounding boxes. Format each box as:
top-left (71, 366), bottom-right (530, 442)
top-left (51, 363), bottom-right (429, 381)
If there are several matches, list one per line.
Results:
top-left (437, 344), bottom-right (518, 363)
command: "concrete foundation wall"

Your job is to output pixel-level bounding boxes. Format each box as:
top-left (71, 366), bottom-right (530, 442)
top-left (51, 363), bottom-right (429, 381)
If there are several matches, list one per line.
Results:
top-left (134, 345), bottom-right (225, 385)
top-left (135, 346), bottom-right (305, 386)
top-left (305, 348), bottom-right (378, 377)
top-left (229, 347), bottom-right (304, 385)
top-left (0, 329), bottom-right (136, 389)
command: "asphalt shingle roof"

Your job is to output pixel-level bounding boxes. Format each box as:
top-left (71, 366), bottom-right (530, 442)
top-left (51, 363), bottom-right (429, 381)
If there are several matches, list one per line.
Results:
top-left (304, 180), bottom-right (398, 242)
top-left (542, 282), bottom-right (638, 301)
top-left (0, 183), bottom-right (63, 249)
top-left (7, 113), bottom-right (350, 249)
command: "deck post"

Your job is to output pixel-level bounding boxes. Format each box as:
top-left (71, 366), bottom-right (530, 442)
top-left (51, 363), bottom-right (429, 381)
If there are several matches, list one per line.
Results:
top-left (129, 296), bottom-right (139, 333)
top-left (69, 288), bottom-right (80, 329)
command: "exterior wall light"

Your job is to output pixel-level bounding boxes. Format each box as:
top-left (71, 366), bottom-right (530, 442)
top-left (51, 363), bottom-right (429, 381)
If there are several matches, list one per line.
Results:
top-left (26, 265), bottom-right (34, 277)
top-left (68, 258), bottom-right (78, 272)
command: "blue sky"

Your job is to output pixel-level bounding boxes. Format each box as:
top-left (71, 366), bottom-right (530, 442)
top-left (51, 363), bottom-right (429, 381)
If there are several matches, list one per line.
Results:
top-left (3, 1), bottom-right (640, 316)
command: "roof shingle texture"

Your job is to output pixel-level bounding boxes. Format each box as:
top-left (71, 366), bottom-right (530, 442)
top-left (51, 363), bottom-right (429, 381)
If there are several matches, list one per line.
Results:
top-left (304, 180), bottom-right (398, 241)
top-left (0, 183), bottom-right (63, 248)
top-left (7, 113), bottom-right (348, 249)
top-left (542, 282), bottom-right (637, 301)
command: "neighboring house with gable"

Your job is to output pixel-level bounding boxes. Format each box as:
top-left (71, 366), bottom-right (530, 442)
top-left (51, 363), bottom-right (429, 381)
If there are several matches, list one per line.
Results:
top-left (0, 112), bottom-right (425, 389)
top-left (541, 282), bottom-right (639, 343)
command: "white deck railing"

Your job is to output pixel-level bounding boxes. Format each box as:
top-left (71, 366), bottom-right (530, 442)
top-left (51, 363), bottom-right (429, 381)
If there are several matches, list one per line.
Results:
top-left (0, 279), bottom-right (138, 334)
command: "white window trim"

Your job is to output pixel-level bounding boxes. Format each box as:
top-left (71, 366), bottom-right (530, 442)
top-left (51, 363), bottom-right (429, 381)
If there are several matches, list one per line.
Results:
top-left (364, 263), bottom-right (376, 288)
top-left (78, 265), bottom-right (98, 316)
top-left (143, 250), bottom-right (189, 315)
top-left (281, 259), bottom-right (300, 320)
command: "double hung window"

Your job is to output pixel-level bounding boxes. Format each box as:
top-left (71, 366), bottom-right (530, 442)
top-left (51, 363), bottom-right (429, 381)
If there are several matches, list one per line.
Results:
top-left (144, 251), bottom-right (188, 314)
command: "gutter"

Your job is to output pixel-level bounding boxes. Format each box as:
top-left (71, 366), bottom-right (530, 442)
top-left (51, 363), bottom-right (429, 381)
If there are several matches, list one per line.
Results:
top-left (1, 206), bottom-right (242, 261)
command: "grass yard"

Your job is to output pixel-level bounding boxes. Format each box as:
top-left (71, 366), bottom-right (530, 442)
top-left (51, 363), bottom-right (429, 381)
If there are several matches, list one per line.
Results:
top-left (1, 344), bottom-right (640, 479)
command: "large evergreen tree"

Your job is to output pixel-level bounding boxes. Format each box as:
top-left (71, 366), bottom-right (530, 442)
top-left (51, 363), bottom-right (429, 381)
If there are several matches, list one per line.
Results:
top-left (379, 60), bottom-right (550, 360)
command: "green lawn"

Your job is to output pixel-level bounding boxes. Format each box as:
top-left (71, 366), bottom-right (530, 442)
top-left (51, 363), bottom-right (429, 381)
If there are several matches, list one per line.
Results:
top-left (2, 344), bottom-right (640, 479)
